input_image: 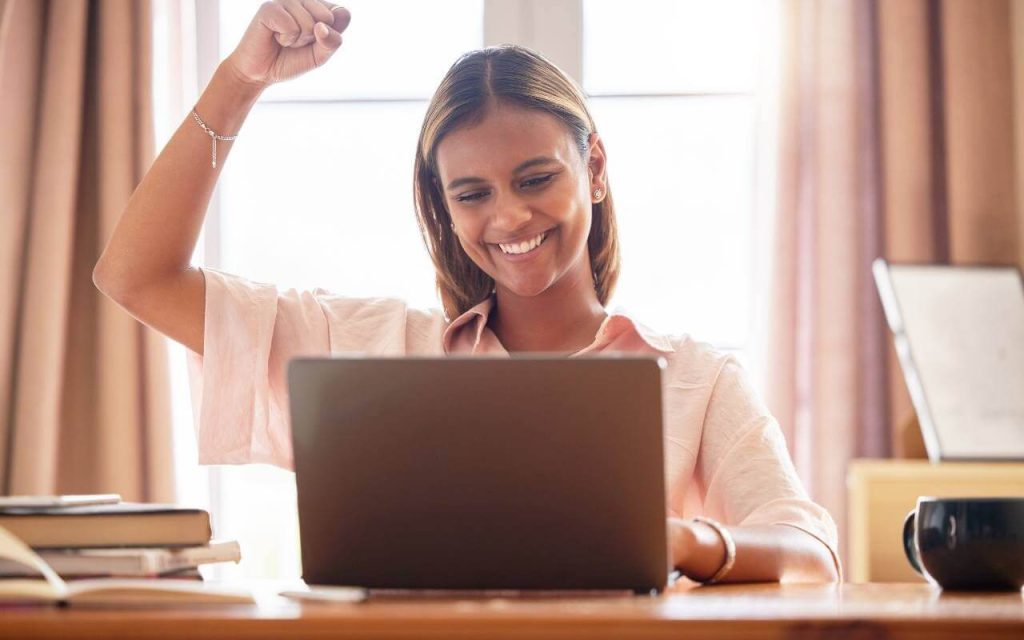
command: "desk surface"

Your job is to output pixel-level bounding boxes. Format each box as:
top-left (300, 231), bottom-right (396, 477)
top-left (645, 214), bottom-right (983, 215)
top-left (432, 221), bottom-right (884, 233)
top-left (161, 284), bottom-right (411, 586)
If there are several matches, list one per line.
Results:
top-left (1, 582), bottom-right (1022, 639)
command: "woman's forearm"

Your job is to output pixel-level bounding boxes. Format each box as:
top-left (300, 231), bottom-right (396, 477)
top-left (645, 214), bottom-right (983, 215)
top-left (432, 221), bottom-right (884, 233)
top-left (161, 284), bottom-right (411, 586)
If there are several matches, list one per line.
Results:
top-left (93, 61), bottom-right (263, 296)
top-left (670, 519), bottom-right (840, 584)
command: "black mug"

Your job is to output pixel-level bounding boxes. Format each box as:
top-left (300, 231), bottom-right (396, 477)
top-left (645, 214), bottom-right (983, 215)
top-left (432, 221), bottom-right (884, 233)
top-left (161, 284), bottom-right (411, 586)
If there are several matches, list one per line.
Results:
top-left (903, 496), bottom-right (1024, 591)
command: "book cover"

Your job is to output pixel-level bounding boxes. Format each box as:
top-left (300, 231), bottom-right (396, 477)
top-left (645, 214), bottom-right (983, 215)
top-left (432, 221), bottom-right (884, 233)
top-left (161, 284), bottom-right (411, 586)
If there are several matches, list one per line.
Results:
top-left (0, 503), bottom-right (212, 549)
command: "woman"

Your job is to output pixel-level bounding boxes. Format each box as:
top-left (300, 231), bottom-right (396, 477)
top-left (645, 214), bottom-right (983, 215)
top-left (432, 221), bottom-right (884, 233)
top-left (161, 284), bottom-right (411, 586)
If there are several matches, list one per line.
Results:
top-left (94, 0), bottom-right (840, 585)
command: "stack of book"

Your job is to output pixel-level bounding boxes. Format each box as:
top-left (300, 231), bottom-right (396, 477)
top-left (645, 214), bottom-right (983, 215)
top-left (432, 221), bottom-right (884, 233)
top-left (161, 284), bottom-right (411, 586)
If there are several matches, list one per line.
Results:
top-left (0, 494), bottom-right (240, 580)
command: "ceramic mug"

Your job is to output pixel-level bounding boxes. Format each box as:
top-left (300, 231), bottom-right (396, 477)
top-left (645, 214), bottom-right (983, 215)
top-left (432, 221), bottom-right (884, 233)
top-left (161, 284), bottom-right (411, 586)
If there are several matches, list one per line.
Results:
top-left (903, 496), bottom-right (1024, 591)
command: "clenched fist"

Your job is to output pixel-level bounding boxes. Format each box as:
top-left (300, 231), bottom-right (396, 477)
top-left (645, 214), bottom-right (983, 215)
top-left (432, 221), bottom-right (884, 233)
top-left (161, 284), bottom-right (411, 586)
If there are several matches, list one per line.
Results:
top-left (226, 0), bottom-right (352, 89)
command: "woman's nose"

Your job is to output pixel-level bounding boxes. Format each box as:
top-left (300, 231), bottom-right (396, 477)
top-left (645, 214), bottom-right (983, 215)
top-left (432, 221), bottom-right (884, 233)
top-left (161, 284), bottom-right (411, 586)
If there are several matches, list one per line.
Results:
top-left (491, 191), bottom-right (533, 231)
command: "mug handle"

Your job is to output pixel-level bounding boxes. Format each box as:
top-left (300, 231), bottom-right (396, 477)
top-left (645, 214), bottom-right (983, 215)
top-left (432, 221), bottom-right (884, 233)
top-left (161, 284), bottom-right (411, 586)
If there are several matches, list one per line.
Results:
top-left (902, 510), bottom-right (923, 576)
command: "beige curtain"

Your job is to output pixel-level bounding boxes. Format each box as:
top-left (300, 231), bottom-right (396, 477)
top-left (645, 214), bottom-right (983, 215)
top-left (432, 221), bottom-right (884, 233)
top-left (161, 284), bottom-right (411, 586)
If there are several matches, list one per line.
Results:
top-left (0, 0), bottom-right (173, 501)
top-left (769, 0), bottom-right (1022, 566)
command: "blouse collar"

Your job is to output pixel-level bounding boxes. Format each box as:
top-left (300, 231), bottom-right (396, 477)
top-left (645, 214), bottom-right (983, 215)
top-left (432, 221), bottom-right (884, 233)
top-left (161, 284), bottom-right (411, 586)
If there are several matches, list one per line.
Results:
top-left (441, 294), bottom-right (675, 356)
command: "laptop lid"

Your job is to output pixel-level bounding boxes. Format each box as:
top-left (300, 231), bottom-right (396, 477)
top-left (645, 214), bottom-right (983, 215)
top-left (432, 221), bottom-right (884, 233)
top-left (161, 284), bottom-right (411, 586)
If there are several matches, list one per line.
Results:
top-left (288, 355), bottom-right (670, 593)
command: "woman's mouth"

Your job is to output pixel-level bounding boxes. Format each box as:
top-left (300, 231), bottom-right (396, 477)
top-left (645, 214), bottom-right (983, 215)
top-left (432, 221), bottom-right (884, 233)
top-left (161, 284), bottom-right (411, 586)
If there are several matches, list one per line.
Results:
top-left (496, 230), bottom-right (550, 261)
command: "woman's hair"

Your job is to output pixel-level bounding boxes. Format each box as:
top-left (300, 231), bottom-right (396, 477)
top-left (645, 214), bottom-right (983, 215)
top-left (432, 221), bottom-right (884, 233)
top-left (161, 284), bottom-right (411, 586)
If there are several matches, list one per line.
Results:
top-left (413, 44), bottom-right (621, 321)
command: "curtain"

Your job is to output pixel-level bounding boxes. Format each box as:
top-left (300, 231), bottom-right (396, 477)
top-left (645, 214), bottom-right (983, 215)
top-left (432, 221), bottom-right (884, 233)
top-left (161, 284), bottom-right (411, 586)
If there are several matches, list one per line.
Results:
top-left (767, 0), bottom-right (1023, 566)
top-left (0, 0), bottom-right (173, 502)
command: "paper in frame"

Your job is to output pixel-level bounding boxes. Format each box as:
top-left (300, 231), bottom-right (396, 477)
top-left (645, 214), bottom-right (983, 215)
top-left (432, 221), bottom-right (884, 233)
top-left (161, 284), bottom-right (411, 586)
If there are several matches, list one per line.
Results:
top-left (872, 259), bottom-right (1024, 462)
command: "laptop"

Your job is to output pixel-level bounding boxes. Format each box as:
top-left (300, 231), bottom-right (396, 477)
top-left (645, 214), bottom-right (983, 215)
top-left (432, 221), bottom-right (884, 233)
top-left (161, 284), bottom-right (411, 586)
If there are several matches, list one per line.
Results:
top-left (287, 355), bottom-right (672, 594)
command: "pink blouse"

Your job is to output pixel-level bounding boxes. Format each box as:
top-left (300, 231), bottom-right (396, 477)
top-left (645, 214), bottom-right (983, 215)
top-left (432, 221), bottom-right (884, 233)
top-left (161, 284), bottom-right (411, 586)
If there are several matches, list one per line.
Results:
top-left (187, 267), bottom-right (841, 574)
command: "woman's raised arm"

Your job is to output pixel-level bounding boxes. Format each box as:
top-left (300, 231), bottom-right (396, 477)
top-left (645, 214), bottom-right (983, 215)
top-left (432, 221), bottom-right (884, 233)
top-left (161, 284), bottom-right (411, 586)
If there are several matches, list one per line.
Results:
top-left (93, 0), bottom-right (351, 356)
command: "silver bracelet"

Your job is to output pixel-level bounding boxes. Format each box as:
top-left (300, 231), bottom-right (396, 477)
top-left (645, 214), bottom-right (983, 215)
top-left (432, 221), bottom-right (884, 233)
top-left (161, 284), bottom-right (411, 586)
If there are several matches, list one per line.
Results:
top-left (692, 516), bottom-right (736, 584)
top-left (191, 108), bottom-right (238, 169)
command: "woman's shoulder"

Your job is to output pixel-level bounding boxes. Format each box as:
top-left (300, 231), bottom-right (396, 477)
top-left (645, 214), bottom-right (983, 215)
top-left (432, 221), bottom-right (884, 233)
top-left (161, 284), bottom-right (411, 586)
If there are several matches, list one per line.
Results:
top-left (200, 268), bottom-right (449, 355)
top-left (664, 332), bottom-right (736, 368)
top-left (658, 332), bottom-right (744, 392)
top-left (312, 289), bottom-right (444, 322)
top-left (204, 268), bottom-right (446, 324)
top-left (309, 290), bottom-right (448, 347)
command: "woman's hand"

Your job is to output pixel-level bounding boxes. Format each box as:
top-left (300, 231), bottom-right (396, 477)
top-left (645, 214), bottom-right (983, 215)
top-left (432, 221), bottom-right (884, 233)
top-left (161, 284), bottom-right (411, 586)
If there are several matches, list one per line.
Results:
top-left (225, 0), bottom-right (352, 90)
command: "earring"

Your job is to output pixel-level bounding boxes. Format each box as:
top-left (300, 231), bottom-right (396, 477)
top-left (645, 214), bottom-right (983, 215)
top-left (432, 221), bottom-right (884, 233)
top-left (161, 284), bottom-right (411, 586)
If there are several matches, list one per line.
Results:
top-left (593, 188), bottom-right (603, 200)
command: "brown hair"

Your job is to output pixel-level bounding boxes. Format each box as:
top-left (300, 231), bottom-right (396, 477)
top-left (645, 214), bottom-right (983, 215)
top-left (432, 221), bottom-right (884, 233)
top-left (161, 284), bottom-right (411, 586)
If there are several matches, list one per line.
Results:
top-left (413, 44), bottom-right (621, 321)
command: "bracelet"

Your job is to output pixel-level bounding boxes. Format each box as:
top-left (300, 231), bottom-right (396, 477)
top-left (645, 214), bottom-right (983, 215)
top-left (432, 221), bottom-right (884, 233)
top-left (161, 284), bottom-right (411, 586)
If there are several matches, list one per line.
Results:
top-left (191, 109), bottom-right (238, 169)
top-left (692, 516), bottom-right (736, 584)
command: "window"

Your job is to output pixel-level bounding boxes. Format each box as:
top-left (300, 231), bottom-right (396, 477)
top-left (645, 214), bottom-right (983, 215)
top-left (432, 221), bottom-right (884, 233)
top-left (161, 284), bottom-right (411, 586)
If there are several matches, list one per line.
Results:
top-left (181, 0), bottom-right (769, 579)
top-left (584, 0), bottom-right (764, 350)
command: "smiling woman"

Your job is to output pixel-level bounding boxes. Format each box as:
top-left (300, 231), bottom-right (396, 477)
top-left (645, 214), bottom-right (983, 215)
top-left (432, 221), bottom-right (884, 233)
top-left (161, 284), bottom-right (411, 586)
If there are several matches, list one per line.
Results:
top-left (94, 0), bottom-right (837, 584)
top-left (414, 47), bottom-right (616, 354)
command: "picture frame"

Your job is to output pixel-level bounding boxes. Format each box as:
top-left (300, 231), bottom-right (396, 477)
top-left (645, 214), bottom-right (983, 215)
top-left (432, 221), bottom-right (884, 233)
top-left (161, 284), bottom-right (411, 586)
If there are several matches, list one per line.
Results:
top-left (872, 259), bottom-right (1024, 462)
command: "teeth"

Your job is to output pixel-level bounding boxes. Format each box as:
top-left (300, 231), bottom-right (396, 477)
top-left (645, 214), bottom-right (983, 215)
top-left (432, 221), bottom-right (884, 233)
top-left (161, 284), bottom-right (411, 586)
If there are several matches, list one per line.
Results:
top-left (499, 231), bottom-right (546, 255)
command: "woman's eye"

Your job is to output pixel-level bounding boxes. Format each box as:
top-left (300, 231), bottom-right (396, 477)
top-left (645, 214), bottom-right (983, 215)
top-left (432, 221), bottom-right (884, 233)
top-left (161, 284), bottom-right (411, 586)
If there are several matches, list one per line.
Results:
top-left (456, 191), bottom-right (488, 203)
top-left (521, 174), bottom-right (554, 188)
top-left (455, 175), bottom-right (554, 203)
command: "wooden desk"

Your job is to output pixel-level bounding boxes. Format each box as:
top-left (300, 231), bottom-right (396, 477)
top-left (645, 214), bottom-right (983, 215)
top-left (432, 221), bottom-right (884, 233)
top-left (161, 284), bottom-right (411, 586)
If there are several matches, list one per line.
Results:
top-left (1, 582), bottom-right (1021, 639)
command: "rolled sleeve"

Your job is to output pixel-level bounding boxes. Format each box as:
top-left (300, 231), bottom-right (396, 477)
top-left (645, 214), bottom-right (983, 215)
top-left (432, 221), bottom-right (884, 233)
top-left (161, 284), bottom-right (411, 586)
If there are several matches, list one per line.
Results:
top-left (697, 358), bottom-right (842, 578)
top-left (185, 268), bottom-right (329, 469)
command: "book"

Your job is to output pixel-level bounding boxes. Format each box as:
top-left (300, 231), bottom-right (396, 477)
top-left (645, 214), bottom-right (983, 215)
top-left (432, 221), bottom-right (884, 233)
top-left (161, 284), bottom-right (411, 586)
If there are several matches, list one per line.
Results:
top-left (0, 503), bottom-right (211, 549)
top-left (0, 577), bottom-right (254, 606)
top-left (148, 567), bottom-right (203, 580)
top-left (0, 494), bottom-right (122, 509)
top-left (0, 541), bottom-right (241, 578)
top-left (0, 526), bottom-right (253, 606)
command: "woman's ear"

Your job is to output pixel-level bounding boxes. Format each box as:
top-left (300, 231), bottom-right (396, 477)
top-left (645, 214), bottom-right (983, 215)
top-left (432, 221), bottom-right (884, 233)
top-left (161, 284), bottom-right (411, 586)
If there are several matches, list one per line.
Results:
top-left (587, 132), bottom-right (608, 189)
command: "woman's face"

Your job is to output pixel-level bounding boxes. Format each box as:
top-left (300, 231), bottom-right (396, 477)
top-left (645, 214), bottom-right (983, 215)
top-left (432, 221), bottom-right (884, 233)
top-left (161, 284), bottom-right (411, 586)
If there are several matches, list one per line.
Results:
top-left (435, 104), bottom-right (606, 299)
